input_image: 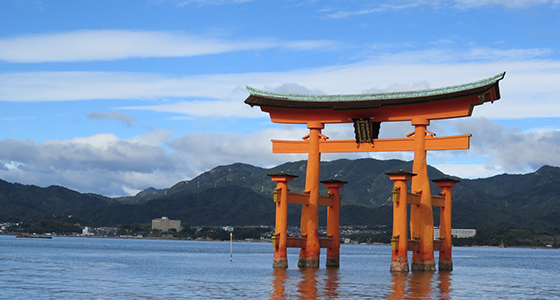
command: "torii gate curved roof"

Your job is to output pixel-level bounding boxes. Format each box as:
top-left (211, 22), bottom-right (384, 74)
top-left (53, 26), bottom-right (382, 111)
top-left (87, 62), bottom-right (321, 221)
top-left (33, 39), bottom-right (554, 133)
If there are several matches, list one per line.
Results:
top-left (245, 72), bottom-right (505, 124)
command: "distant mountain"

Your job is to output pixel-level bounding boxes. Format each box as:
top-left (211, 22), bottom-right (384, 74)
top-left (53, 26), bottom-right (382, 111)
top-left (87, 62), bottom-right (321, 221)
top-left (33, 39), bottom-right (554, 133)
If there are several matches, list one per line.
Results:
top-left (115, 186), bottom-right (170, 204)
top-left (119, 158), bottom-right (449, 207)
top-left (78, 186), bottom-right (395, 228)
top-left (78, 186), bottom-right (276, 227)
top-left (2, 159), bottom-right (560, 230)
top-left (451, 166), bottom-right (560, 229)
top-left (0, 179), bottom-right (115, 222)
top-left (113, 160), bottom-right (560, 229)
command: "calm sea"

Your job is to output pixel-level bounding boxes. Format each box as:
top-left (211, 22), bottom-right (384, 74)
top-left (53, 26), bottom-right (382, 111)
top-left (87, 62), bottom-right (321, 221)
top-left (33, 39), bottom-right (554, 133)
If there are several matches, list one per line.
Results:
top-left (0, 235), bottom-right (559, 299)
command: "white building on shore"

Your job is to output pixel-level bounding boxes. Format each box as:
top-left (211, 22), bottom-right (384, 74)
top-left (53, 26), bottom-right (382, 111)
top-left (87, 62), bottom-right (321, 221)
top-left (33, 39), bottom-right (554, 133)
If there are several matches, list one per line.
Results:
top-left (434, 227), bottom-right (476, 239)
top-left (152, 217), bottom-right (183, 232)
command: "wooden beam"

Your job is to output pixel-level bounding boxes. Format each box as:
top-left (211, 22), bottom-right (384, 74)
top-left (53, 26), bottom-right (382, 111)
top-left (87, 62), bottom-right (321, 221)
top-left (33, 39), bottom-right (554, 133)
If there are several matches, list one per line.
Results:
top-left (407, 240), bottom-right (420, 252)
top-left (286, 237), bottom-right (333, 248)
top-left (432, 195), bottom-right (445, 207)
top-left (433, 240), bottom-right (444, 251)
top-left (319, 238), bottom-right (333, 249)
top-left (407, 193), bottom-right (422, 206)
top-left (287, 192), bottom-right (309, 205)
top-left (272, 134), bottom-right (471, 154)
top-left (286, 237), bottom-right (306, 248)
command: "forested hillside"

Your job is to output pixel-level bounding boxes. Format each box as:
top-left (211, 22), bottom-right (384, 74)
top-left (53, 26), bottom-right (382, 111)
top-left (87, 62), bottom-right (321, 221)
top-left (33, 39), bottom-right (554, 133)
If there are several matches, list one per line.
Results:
top-left (2, 159), bottom-right (560, 230)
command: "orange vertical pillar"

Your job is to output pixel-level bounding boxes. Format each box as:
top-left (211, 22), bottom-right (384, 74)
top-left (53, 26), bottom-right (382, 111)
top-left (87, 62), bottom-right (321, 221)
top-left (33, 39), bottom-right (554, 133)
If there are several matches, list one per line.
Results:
top-left (298, 121), bottom-right (324, 268)
top-left (386, 170), bottom-right (416, 273)
top-left (410, 117), bottom-right (435, 272)
top-left (433, 178), bottom-right (459, 272)
top-left (321, 179), bottom-right (347, 268)
top-left (268, 172), bottom-right (298, 268)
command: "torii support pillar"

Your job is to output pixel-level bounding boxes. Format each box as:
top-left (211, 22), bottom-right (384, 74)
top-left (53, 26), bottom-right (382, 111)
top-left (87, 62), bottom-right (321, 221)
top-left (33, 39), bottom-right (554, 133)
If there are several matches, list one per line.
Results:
top-left (299, 121), bottom-right (324, 268)
top-left (410, 117), bottom-right (436, 272)
top-left (268, 172), bottom-right (298, 268)
top-left (321, 179), bottom-right (348, 268)
top-left (386, 170), bottom-right (416, 273)
top-left (433, 178), bottom-right (460, 272)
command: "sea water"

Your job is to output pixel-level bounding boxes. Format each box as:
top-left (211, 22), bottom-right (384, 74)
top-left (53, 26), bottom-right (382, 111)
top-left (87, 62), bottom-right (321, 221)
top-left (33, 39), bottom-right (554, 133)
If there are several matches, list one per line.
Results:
top-left (0, 235), bottom-right (559, 299)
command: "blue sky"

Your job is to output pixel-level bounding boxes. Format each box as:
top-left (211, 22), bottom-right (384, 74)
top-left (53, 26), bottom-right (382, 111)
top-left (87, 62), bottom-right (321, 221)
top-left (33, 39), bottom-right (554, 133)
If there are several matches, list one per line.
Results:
top-left (0, 0), bottom-right (559, 196)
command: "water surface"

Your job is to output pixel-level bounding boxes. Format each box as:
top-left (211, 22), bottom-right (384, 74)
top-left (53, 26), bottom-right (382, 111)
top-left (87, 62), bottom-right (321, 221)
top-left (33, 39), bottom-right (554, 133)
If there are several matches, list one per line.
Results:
top-left (1, 235), bottom-right (559, 299)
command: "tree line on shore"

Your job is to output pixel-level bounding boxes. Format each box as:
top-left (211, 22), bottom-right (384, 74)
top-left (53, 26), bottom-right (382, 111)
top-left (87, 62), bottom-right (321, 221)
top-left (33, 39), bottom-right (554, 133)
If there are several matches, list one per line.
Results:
top-left (5, 215), bottom-right (560, 248)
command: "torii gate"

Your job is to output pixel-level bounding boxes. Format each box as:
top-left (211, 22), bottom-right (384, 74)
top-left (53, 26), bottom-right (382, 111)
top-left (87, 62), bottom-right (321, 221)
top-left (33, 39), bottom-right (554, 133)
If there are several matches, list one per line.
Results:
top-left (244, 72), bottom-right (505, 272)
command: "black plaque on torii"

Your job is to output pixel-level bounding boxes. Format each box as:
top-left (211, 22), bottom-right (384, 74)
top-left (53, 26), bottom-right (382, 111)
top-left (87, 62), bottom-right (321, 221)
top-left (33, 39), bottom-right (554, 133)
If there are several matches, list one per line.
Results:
top-left (352, 118), bottom-right (380, 147)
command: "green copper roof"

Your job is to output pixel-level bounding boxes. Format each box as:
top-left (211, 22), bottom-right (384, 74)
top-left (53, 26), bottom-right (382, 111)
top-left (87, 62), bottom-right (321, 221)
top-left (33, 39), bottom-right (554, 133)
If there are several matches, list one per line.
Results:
top-left (244, 72), bottom-right (505, 110)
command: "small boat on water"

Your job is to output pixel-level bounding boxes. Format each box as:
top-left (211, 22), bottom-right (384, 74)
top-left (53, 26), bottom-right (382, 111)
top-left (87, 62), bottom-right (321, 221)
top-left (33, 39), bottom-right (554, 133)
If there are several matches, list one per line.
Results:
top-left (15, 234), bottom-right (52, 239)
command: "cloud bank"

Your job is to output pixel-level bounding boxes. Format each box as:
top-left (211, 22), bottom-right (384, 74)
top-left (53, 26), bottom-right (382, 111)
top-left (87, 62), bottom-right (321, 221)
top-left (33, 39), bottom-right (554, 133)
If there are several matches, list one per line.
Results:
top-left (1, 116), bottom-right (559, 196)
top-left (0, 30), bottom-right (337, 63)
top-left (325, 0), bottom-right (560, 18)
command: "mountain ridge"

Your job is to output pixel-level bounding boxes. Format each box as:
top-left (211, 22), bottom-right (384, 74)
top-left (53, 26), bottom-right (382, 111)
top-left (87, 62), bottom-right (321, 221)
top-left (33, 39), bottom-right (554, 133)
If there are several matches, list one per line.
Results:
top-left (2, 159), bottom-right (560, 229)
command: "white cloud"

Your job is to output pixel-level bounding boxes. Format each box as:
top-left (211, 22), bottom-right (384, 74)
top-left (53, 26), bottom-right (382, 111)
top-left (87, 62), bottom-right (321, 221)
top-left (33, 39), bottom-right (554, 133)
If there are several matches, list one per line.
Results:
top-left (2, 50), bottom-right (560, 121)
top-left (325, 0), bottom-right (560, 18)
top-left (0, 71), bottom-right (241, 101)
top-left (119, 100), bottom-right (264, 119)
top-left (0, 30), bottom-right (337, 63)
top-left (455, 0), bottom-right (560, 8)
top-left (430, 163), bottom-right (504, 179)
top-left (452, 118), bottom-right (560, 173)
top-left (362, 82), bottom-right (431, 94)
top-left (0, 116), bottom-right (558, 195)
top-left (270, 83), bottom-right (325, 95)
top-left (86, 111), bottom-right (137, 127)
top-left (168, 126), bottom-right (310, 172)
top-left (366, 47), bottom-right (552, 64)
top-left (0, 131), bottom-right (190, 196)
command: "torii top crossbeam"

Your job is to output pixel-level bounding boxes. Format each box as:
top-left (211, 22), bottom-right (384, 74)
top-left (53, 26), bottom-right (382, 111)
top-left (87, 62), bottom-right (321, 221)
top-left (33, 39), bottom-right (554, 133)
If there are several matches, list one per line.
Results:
top-left (244, 72), bottom-right (505, 124)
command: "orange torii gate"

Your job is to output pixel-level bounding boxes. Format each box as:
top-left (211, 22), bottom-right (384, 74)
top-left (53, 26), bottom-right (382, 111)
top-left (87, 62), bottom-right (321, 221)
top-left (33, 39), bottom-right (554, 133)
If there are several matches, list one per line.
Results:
top-left (244, 72), bottom-right (505, 272)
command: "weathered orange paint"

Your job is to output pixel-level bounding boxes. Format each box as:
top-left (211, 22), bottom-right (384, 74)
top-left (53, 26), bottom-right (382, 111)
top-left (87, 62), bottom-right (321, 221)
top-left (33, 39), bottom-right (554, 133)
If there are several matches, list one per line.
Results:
top-left (269, 173), bottom-right (296, 268)
top-left (286, 237), bottom-right (333, 248)
top-left (271, 134), bottom-right (471, 153)
top-left (434, 179), bottom-right (459, 271)
top-left (410, 118), bottom-right (436, 272)
top-left (431, 195), bottom-right (445, 207)
top-left (387, 171), bottom-right (416, 273)
top-left (323, 180), bottom-right (346, 268)
top-left (298, 122), bottom-right (323, 268)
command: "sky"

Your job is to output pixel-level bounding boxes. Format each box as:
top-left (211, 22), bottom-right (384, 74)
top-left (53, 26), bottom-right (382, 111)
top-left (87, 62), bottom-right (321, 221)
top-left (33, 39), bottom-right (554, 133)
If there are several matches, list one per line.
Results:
top-left (0, 0), bottom-right (559, 197)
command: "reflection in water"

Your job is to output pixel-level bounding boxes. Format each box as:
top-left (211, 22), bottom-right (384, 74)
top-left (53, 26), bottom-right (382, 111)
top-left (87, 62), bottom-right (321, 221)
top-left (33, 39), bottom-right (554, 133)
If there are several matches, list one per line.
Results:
top-left (388, 273), bottom-right (407, 300)
top-left (270, 268), bottom-right (340, 299)
top-left (408, 272), bottom-right (434, 298)
top-left (388, 271), bottom-right (452, 299)
top-left (297, 268), bottom-right (319, 299)
top-left (437, 272), bottom-right (452, 299)
top-left (271, 269), bottom-right (288, 300)
top-left (271, 267), bottom-right (451, 299)
top-left (324, 268), bottom-right (340, 299)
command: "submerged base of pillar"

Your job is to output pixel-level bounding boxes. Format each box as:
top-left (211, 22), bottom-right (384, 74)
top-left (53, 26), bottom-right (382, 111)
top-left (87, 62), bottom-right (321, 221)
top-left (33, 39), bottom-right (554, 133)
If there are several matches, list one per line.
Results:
top-left (298, 258), bottom-right (319, 268)
top-left (326, 258), bottom-right (339, 268)
top-left (411, 262), bottom-right (436, 272)
top-left (390, 259), bottom-right (409, 273)
top-left (438, 261), bottom-right (453, 272)
top-left (273, 259), bottom-right (288, 269)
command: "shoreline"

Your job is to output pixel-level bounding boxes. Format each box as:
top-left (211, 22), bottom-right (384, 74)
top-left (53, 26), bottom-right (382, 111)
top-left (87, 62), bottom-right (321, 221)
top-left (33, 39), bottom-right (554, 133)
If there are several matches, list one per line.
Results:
top-left (3, 232), bottom-right (558, 249)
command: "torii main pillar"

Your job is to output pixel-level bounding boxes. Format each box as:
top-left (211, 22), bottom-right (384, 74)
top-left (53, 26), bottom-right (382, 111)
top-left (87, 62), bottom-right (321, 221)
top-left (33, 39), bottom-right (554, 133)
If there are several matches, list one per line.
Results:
top-left (410, 117), bottom-right (435, 272)
top-left (298, 121), bottom-right (324, 268)
top-left (244, 72), bottom-right (505, 270)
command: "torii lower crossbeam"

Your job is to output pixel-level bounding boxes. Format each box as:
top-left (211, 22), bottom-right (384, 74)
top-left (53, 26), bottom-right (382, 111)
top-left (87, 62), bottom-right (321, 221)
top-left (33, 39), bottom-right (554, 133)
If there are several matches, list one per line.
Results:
top-left (272, 134), bottom-right (471, 153)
